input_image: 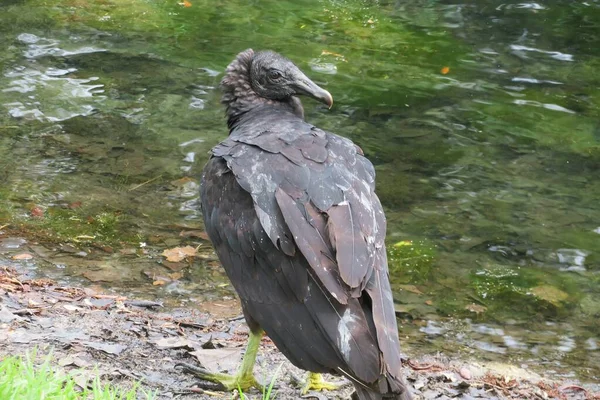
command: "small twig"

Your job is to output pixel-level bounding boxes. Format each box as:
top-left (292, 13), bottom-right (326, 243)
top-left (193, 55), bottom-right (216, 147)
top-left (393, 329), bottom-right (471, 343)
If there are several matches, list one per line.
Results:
top-left (407, 360), bottom-right (439, 371)
top-left (128, 175), bottom-right (163, 191)
top-left (174, 387), bottom-right (206, 394)
top-left (124, 300), bottom-right (163, 309)
top-left (560, 384), bottom-right (587, 393)
top-left (92, 294), bottom-right (128, 301)
top-left (3, 277), bottom-right (24, 289)
top-left (12, 308), bottom-right (40, 316)
top-left (174, 320), bottom-right (205, 329)
top-left (477, 380), bottom-right (518, 393)
top-left (46, 293), bottom-right (85, 302)
top-left (228, 314), bottom-right (245, 322)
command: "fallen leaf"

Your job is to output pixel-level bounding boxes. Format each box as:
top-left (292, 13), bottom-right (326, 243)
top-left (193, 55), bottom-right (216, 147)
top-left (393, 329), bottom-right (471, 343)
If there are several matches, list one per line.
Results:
top-left (28, 299), bottom-right (41, 307)
top-left (441, 66), bottom-right (450, 75)
top-left (169, 272), bottom-right (183, 280)
top-left (190, 348), bottom-right (241, 372)
top-left (12, 253), bottom-right (33, 260)
top-left (153, 337), bottom-right (196, 350)
top-left (182, 0), bottom-right (192, 7)
top-left (69, 368), bottom-right (95, 389)
top-left (162, 246), bottom-right (197, 262)
top-left (82, 341), bottom-right (125, 355)
top-left (425, 300), bottom-right (433, 306)
top-left (59, 355), bottom-right (76, 367)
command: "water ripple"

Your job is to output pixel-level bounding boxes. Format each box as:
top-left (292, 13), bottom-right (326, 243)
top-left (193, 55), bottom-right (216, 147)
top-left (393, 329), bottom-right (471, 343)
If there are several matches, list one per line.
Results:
top-left (513, 99), bottom-right (575, 114)
top-left (17, 33), bottom-right (106, 59)
top-left (510, 44), bottom-right (574, 61)
top-left (512, 77), bottom-right (563, 85)
top-left (2, 34), bottom-right (107, 122)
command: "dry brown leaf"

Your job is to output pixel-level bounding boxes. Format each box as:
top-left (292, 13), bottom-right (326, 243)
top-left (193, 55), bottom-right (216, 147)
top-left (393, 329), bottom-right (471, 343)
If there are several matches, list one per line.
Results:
top-left (169, 272), bottom-right (183, 280)
top-left (12, 253), bottom-right (33, 260)
top-left (162, 246), bottom-right (197, 262)
top-left (153, 337), bottom-right (196, 350)
top-left (190, 348), bottom-right (241, 372)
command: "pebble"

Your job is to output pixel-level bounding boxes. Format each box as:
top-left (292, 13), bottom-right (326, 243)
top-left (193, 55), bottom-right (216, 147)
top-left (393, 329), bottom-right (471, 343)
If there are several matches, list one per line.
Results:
top-left (459, 367), bottom-right (472, 380)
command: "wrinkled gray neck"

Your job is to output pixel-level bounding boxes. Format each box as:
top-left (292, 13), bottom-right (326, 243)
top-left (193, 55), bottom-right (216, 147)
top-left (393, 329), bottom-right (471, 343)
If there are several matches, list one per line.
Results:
top-left (220, 50), bottom-right (304, 131)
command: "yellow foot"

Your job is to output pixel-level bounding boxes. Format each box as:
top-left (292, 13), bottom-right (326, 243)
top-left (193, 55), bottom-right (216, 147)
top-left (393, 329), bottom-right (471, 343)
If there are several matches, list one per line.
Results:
top-left (302, 372), bottom-right (344, 394)
top-left (176, 362), bottom-right (262, 392)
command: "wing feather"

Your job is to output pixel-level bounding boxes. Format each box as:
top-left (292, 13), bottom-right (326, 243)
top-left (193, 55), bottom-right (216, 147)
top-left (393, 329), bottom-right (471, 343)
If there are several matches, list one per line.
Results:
top-left (327, 201), bottom-right (370, 289)
top-left (275, 187), bottom-right (349, 304)
top-left (365, 254), bottom-right (404, 385)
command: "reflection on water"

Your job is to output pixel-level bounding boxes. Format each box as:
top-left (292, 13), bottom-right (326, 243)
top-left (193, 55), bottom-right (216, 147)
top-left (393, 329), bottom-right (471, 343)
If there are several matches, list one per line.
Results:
top-left (513, 99), bottom-right (575, 114)
top-left (2, 33), bottom-right (106, 122)
top-left (510, 44), bottom-right (574, 62)
top-left (0, 0), bottom-right (599, 381)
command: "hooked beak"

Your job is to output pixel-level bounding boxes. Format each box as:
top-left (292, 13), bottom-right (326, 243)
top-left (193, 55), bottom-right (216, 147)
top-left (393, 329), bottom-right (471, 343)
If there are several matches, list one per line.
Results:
top-left (291, 72), bottom-right (333, 109)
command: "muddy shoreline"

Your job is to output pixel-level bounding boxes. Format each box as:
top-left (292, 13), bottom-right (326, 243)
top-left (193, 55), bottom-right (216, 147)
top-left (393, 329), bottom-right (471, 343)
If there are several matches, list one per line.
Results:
top-left (1, 265), bottom-right (598, 400)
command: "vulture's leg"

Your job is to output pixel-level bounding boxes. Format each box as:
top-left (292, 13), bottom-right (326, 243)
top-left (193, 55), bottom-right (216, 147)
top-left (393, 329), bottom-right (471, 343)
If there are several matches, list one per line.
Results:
top-left (301, 372), bottom-right (348, 394)
top-left (176, 329), bottom-right (264, 392)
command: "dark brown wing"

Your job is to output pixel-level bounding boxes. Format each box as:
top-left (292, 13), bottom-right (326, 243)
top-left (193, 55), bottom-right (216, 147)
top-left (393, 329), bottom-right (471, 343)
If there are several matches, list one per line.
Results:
top-left (206, 106), bottom-right (405, 390)
top-left (200, 156), bottom-right (382, 384)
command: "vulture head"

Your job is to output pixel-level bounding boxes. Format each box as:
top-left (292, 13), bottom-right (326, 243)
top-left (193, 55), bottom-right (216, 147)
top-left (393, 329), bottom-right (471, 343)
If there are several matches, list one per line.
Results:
top-left (221, 49), bottom-right (333, 128)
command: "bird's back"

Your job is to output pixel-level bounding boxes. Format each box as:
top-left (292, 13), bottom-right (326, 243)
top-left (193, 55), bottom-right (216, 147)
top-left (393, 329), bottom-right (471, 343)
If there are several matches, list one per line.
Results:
top-left (200, 105), bottom-right (410, 399)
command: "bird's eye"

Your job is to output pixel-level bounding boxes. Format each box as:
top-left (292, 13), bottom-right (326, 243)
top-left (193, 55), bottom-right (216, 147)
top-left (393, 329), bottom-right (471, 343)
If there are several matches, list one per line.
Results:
top-left (268, 70), bottom-right (283, 80)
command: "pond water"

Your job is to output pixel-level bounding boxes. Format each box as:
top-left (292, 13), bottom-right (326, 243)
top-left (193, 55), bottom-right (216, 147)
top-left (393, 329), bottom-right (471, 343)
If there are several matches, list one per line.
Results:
top-left (0, 0), bottom-right (599, 382)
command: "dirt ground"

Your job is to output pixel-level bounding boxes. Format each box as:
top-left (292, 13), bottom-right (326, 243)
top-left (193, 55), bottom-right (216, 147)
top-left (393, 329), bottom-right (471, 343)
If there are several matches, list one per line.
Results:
top-left (1, 266), bottom-right (598, 400)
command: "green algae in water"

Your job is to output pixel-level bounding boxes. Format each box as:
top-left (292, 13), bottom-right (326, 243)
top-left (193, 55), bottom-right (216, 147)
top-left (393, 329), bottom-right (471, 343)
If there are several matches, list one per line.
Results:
top-left (470, 263), bottom-right (580, 319)
top-left (388, 239), bottom-right (436, 283)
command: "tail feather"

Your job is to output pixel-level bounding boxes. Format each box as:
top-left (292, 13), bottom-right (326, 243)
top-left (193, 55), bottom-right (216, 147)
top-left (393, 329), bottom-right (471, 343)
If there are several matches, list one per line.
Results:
top-left (350, 372), bottom-right (413, 400)
top-left (352, 385), bottom-right (412, 400)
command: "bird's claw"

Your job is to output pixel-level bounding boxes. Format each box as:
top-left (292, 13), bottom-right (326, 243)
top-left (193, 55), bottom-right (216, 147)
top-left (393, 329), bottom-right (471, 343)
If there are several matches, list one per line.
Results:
top-left (175, 362), bottom-right (262, 392)
top-left (301, 372), bottom-right (346, 395)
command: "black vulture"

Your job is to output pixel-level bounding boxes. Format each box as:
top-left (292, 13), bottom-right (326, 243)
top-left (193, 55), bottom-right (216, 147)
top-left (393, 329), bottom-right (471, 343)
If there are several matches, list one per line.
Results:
top-left (193, 49), bottom-right (412, 400)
